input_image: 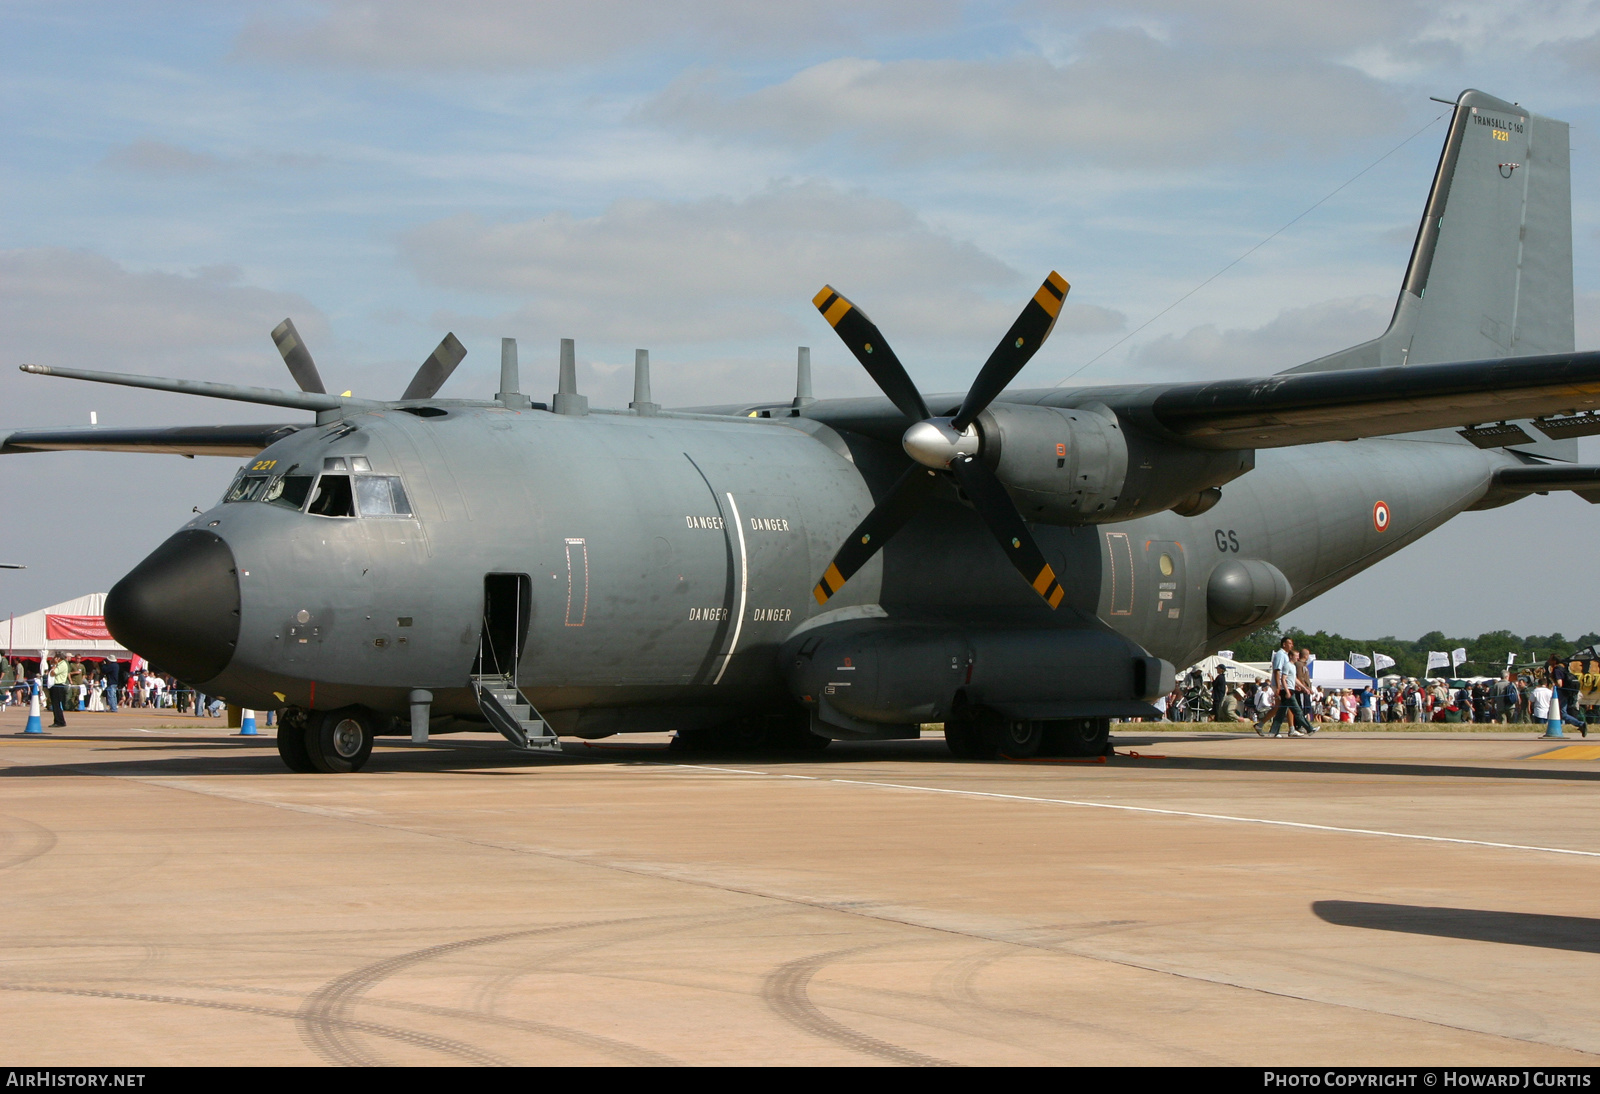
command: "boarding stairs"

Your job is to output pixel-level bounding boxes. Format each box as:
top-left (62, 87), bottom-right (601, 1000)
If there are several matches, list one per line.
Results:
top-left (471, 674), bottom-right (561, 753)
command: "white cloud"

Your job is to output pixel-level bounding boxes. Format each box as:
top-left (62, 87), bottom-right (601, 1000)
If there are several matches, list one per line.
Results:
top-left (401, 179), bottom-right (1124, 351)
top-left (1559, 29), bottom-right (1600, 77)
top-left (0, 248), bottom-right (327, 402)
top-left (644, 27), bottom-right (1402, 169)
top-left (100, 140), bottom-right (228, 176)
top-left (1127, 294), bottom-right (1394, 379)
top-left (1027, 0), bottom-right (1433, 52)
top-left (236, 0), bottom-right (956, 71)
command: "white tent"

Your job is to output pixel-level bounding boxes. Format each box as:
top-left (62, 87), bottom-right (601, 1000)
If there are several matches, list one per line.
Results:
top-left (1183, 655), bottom-right (1270, 683)
top-left (3, 593), bottom-right (130, 660)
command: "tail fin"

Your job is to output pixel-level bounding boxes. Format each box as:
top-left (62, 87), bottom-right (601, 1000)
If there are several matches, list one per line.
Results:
top-left (1287, 89), bottom-right (1575, 456)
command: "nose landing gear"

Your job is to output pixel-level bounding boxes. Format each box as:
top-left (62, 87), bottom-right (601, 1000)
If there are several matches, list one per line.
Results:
top-left (275, 706), bottom-right (375, 773)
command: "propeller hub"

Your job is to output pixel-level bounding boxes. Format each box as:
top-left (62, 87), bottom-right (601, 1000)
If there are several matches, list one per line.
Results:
top-left (902, 417), bottom-right (979, 469)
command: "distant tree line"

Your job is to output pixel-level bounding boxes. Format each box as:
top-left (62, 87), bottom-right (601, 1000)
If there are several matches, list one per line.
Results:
top-left (1227, 624), bottom-right (1600, 678)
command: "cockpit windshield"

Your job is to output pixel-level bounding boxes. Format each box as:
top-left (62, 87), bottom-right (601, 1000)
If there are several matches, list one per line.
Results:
top-left (225, 474), bottom-right (272, 503)
top-left (221, 455), bottom-right (411, 518)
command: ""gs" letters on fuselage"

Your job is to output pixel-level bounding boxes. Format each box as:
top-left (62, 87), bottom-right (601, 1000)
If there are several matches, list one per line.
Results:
top-left (1214, 529), bottom-right (1240, 552)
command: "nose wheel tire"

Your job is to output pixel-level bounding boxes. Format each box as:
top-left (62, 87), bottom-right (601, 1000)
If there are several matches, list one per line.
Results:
top-left (275, 708), bottom-right (316, 773)
top-left (305, 707), bottom-right (374, 773)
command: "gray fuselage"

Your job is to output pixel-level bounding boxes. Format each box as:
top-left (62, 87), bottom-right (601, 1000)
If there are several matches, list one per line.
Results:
top-left (183, 400), bottom-right (1509, 732)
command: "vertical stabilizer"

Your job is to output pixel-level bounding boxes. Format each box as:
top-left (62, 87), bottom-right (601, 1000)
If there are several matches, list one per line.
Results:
top-left (1286, 90), bottom-right (1575, 458)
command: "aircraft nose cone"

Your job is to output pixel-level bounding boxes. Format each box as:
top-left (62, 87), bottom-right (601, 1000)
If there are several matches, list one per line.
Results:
top-left (105, 530), bottom-right (241, 684)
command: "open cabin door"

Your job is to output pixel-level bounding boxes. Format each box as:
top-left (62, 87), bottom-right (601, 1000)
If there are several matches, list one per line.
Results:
top-left (474, 573), bottom-right (532, 682)
top-left (470, 572), bottom-right (558, 752)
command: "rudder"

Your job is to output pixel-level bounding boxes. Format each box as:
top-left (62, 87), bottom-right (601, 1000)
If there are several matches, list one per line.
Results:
top-left (1286, 91), bottom-right (1575, 458)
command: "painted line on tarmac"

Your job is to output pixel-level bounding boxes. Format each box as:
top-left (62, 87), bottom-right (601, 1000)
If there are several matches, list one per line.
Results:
top-left (664, 762), bottom-right (1600, 860)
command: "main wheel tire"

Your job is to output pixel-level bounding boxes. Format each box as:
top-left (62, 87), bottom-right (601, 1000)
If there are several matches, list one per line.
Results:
top-left (304, 707), bottom-right (374, 773)
top-left (1042, 717), bottom-right (1111, 757)
top-left (995, 718), bottom-right (1044, 759)
top-left (275, 709), bottom-right (316, 773)
top-left (943, 716), bottom-right (995, 759)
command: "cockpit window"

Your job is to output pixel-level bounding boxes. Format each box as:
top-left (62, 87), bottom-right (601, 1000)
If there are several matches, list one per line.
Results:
top-left (225, 474), bottom-right (272, 503)
top-left (267, 475), bottom-right (314, 510)
top-left (355, 475), bottom-right (413, 517)
top-left (308, 474), bottom-right (356, 517)
top-left (223, 454), bottom-right (409, 518)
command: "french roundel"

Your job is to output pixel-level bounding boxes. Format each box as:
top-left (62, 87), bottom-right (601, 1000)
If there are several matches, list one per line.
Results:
top-left (1373, 500), bottom-right (1391, 532)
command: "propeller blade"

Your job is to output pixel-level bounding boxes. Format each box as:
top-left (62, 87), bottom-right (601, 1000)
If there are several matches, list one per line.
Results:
top-left (946, 455), bottom-right (1065, 609)
top-left (812, 463), bottom-right (940, 605)
top-left (400, 332), bottom-right (467, 400)
top-left (813, 286), bottom-right (929, 422)
top-left (950, 272), bottom-right (1069, 431)
top-left (271, 318), bottom-right (327, 395)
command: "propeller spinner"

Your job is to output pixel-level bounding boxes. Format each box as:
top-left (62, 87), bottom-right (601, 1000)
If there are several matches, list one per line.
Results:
top-left (810, 272), bottom-right (1070, 610)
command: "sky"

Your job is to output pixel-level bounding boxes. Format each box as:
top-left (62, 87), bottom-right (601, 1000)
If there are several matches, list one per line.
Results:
top-left (3, 0), bottom-right (1600, 640)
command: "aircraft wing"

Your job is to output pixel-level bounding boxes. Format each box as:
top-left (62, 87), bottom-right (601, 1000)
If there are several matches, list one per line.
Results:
top-left (0, 423), bottom-right (305, 457)
top-left (775, 349), bottom-right (1600, 450)
top-left (1136, 350), bottom-right (1600, 449)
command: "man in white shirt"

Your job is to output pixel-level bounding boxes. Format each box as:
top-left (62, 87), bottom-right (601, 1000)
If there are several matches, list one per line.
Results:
top-left (1531, 681), bottom-right (1553, 724)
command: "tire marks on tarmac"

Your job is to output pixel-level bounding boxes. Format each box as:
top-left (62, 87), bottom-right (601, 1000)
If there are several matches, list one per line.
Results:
top-left (0, 815), bottom-right (56, 872)
top-left (0, 982), bottom-right (508, 1065)
top-left (296, 919), bottom-right (681, 1067)
top-left (462, 906), bottom-right (787, 1023)
top-left (925, 945), bottom-right (1227, 1066)
top-left (762, 947), bottom-right (954, 1067)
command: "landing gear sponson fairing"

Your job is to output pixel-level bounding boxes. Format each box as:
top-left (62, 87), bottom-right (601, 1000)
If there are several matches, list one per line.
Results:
top-left (9, 89), bottom-right (1600, 770)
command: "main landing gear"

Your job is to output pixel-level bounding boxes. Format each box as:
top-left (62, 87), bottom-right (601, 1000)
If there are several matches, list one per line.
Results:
top-left (943, 714), bottom-right (1110, 760)
top-left (276, 706), bottom-right (375, 773)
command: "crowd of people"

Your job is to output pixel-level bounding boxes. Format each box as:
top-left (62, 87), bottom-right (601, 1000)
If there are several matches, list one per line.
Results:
top-left (1, 656), bottom-right (226, 727)
top-left (1168, 638), bottom-right (1599, 736)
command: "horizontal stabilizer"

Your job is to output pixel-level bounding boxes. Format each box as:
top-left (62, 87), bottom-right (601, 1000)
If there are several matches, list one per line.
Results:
top-left (1482, 464), bottom-right (1600, 506)
top-left (1, 424), bottom-right (305, 457)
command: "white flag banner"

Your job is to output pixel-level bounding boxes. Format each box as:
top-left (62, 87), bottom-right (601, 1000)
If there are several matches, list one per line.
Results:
top-left (1507, 652), bottom-right (1516, 666)
top-left (1451, 647), bottom-right (1468, 669)
top-left (1348, 652), bottom-right (1372, 669)
top-left (1426, 651), bottom-right (1449, 673)
top-left (1216, 650), bottom-right (1234, 660)
top-left (1374, 652), bottom-right (1396, 672)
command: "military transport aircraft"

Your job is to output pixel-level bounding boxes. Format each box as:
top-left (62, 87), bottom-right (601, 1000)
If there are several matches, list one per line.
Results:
top-left (8, 88), bottom-right (1600, 772)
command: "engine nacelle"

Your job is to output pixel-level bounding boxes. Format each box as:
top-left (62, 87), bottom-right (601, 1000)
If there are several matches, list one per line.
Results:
top-left (977, 402), bottom-right (1253, 524)
top-left (782, 620), bottom-right (1173, 733)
